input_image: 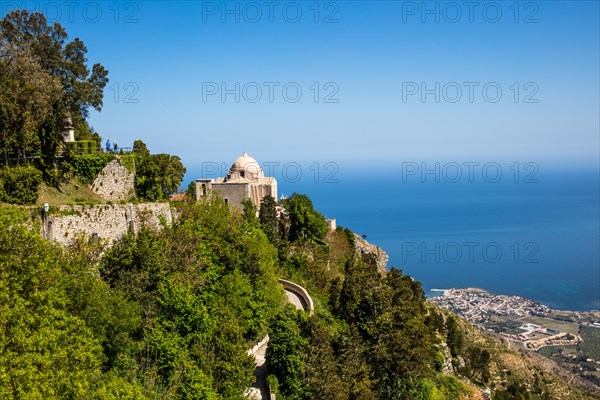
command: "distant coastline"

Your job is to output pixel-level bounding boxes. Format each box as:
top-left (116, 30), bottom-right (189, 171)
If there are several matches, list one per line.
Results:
top-left (427, 287), bottom-right (600, 315)
top-left (429, 286), bottom-right (600, 391)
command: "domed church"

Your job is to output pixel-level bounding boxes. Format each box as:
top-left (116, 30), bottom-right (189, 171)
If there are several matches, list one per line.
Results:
top-left (195, 152), bottom-right (277, 210)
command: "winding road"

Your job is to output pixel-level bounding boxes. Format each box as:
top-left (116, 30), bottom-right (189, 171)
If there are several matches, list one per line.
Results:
top-left (245, 280), bottom-right (313, 400)
top-left (284, 290), bottom-right (308, 311)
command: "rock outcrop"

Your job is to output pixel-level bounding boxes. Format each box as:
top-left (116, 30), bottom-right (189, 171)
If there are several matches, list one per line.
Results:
top-left (353, 233), bottom-right (389, 275)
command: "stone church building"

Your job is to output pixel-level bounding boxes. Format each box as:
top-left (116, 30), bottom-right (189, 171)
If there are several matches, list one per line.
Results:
top-left (195, 152), bottom-right (277, 210)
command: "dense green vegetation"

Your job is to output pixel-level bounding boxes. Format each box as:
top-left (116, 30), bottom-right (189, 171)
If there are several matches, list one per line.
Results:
top-left (70, 153), bottom-right (116, 184)
top-left (0, 192), bottom-right (475, 399)
top-left (263, 219), bottom-right (475, 399)
top-left (132, 140), bottom-right (186, 201)
top-left (0, 165), bottom-right (42, 204)
top-left (280, 194), bottom-right (327, 242)
top-left (0, 187), bottom-right (593, 399)
top-left (0, 197), bottom-right (284, 398)
top-left (235, 193), bottom-right (481, 399)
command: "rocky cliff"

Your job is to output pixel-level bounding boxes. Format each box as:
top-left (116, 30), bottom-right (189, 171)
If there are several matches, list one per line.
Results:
top-left (353, 233), bottom-right (389, 274)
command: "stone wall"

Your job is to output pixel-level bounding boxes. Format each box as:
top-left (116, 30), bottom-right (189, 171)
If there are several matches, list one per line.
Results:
top-left (91, 159), bottom-right (135, 201)
top-left (278, 278), bottom-right (314, 315)
top-left (326, 218), bottom-right (336, 231)
top-left (353, 233), bottom-right (389, 275)
top-left (211, 183), bottom-right (250, 210)
top-left (43, 202), bottom-right (172, 247)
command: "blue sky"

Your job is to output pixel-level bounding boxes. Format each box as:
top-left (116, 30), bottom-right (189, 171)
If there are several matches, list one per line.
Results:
top-left (5, 1), bottom-right (598, 168)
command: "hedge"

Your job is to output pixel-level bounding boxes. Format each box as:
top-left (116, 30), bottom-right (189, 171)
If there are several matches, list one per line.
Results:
top-left (66, 140), bottom-right (99, 155)
top-left (71, 153), bottom-right (115, 184)
top-left (0, 166), bottom-right (43, 205)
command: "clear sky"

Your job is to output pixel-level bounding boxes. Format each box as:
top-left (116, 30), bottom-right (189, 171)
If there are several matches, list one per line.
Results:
top-left (5, 1), bottom-right (598, 168)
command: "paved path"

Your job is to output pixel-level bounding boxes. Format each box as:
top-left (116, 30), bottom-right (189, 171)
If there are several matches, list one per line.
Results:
top-left (245, 338), bottom-right (269, 400)
top-left (245, 286), bottom-right (310, 400)
top-left (285, 289), bottom-right (308, 312)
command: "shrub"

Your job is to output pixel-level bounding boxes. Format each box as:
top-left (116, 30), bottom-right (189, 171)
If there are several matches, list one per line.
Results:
top-left (266, 375), bottom-right (280, 396)
top-left (118, 154), bottom-right (136, 173)
top-left (66, 140), bottom-right (99, 155)
top-left (0, 166), bottom-right (43, 204)
top-left (81, 140), bottom-right (98, 154)
top-left (71, 153), bottom-right (115, 184)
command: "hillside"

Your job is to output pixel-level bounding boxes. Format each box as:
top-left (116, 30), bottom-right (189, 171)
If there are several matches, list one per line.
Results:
top-left (0, 189), bottom-right (595, 399)
top-left (434, 306), bottom-right (596, 399)
top-left (263, 220), bottom-right (595, 400)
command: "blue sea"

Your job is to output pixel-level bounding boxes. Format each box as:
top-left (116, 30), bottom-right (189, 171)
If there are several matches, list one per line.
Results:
top-left (185, 161), bottom-right (600, 311)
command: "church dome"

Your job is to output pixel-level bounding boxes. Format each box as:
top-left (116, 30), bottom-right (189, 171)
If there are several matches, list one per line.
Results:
top-left (227, 151), bottom-right (263, 181)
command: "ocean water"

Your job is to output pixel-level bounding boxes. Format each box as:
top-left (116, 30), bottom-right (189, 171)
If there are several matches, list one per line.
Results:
top-left (184, 163), bottom-right (600, 311)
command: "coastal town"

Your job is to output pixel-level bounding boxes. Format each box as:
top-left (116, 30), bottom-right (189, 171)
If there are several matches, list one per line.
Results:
top-left (430, 288), bottom-right (554, 324)
top-left (430, 288), bottom-right (600, 343)
top-left (430, 288), bottom-right (600, 389)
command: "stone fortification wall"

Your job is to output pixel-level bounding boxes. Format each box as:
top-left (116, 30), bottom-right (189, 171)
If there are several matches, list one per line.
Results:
top-left (91, 159), bottom-right (135, 201)
top-left (43, 202), bottom-right (172, 247)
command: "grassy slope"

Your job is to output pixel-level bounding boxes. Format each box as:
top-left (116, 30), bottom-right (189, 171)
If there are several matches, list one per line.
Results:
top-left (36, 181), bottom-right (105, 206)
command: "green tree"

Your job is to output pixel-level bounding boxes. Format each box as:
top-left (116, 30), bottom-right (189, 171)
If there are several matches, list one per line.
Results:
top-left (186, 181), bottom-right (197, 200)
top-left (446, 315), bottom-right (464, 358)
top-left (466, 346), bottom-right (491, 383)
top-left (303, 317), bottom-right (377, 400)
top-left (132, 139), bottom-right (150, 157)
top-left (259, 194), bottom-right (279, 243)
top-left (0, 165), bottom-right (42, 204)
top-left (371, 269), bottom-right (437, 398)
top-left (99, 200), bottom-right (283, 398)
top-left (133, 142), bottom-right (186, 200)
top-left (242, 198), bottom-right (259, 227)
top-left (0, 46), bottom-right (61, 165)
top-left (65, 235), bottom-right (142, 368)
top-left (283, 193), bottom-right (327, 242)
top-left (0, 10), bottom-right (108, 173)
